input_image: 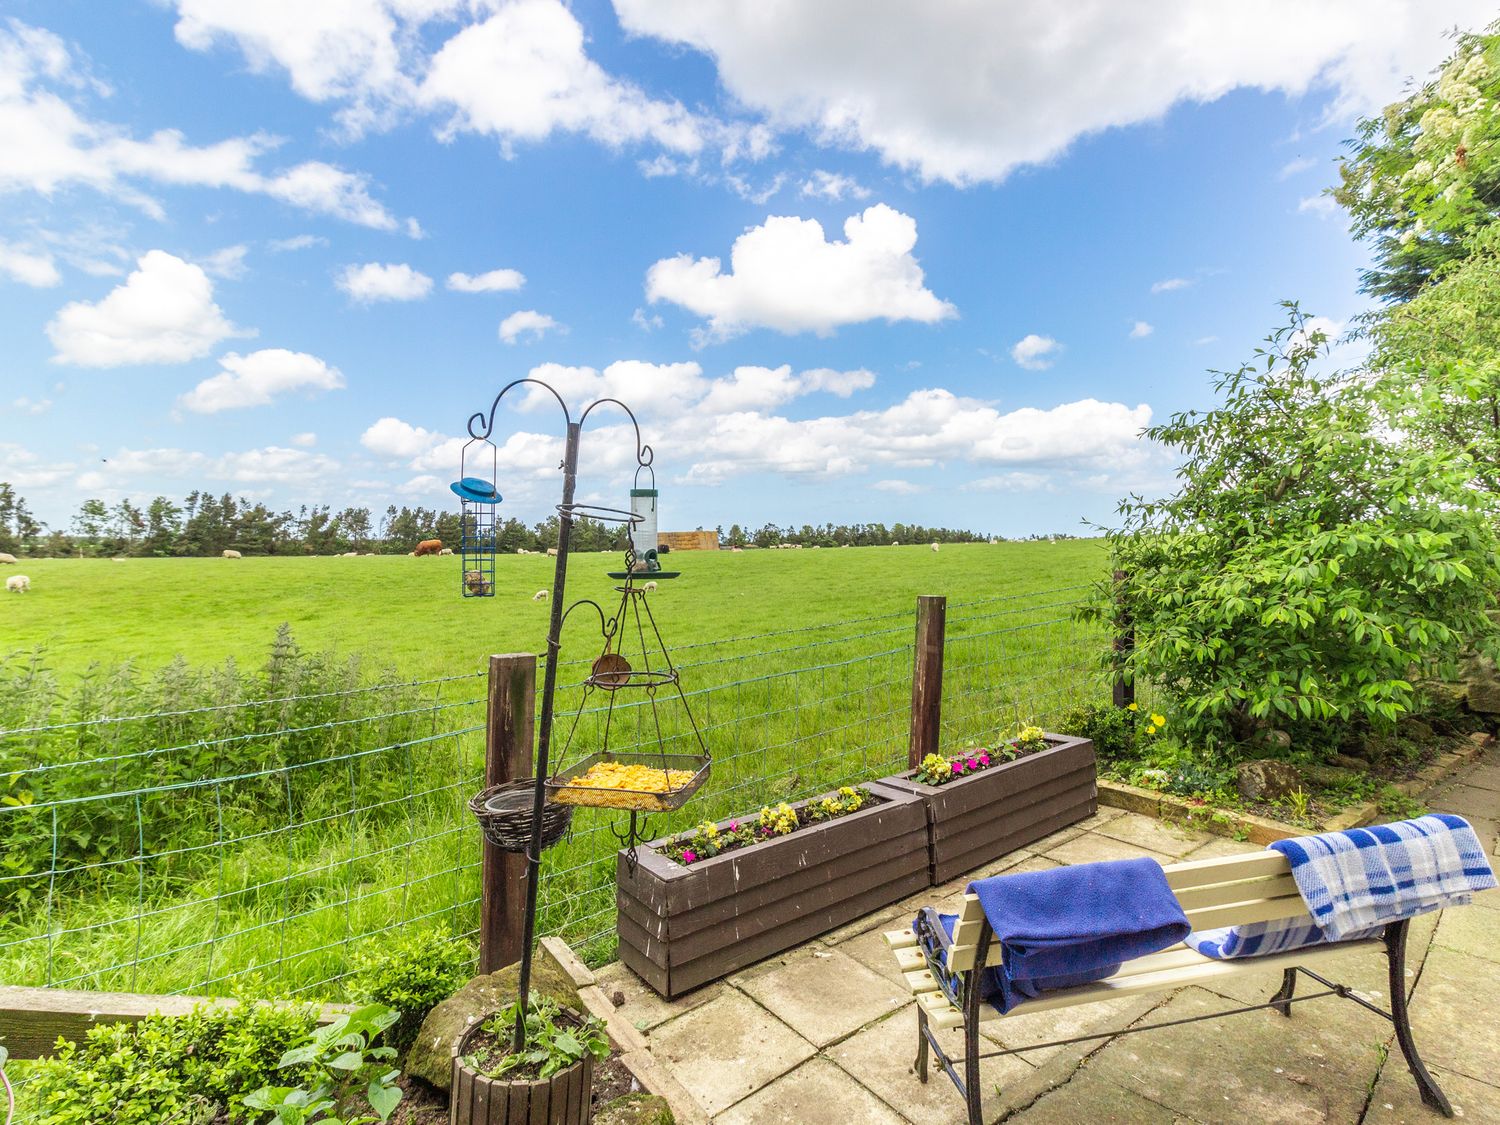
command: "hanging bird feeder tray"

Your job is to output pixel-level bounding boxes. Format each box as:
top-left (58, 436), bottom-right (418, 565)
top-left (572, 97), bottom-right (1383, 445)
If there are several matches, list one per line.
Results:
top-left (546, 751), bottom-right (711, 812)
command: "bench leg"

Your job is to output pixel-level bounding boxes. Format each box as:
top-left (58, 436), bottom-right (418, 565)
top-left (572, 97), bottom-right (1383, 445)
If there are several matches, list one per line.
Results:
top-left (1385, 920), bottom-right (1454, 1117)
top-left (914, 1006), bottom-right (929, 1083)
top-left (1270, 967), bottom-right (1297, 1017)
top-left (964, 1011), bottom-right (982, 1125)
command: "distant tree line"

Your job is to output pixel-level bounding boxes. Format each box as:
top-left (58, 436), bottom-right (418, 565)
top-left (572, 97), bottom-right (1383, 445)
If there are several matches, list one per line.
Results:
top-left (0, 483), bottom-right (1044, 558)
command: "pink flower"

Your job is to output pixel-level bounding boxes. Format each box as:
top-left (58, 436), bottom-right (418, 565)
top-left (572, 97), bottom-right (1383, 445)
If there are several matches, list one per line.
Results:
top-left (978, 753), bottom-right (990, 766)
top-left (952, 761), bottom-right (966, 775)
top-left (966, 758), bottom-right (978, 770)
top-left (728, 821), bottom-right (739, 831)
top-left (682, 850), bottom-right (697, 864)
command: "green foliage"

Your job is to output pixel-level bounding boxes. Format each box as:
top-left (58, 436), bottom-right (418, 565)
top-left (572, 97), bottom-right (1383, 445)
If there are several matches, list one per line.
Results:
top-left (1060, 703), bottom-right (1138, 763)
top-left (663, 788), bottom-right (867, 866)
top-left (1365, 225), bottom-right (1500, 498)
top-left (468, 994), bottom-right (609, 1081)
top-left (29, 1001), bottom-right (319, 1124)
top-left (1089, 305), bottom-right (1500, 749)
top-left (1336, 22), bottom-right (1500, 301)
top-left (348, 929), bottom-right (473, 1051)
top-left (245, 1003), bottom-right (403, 1125)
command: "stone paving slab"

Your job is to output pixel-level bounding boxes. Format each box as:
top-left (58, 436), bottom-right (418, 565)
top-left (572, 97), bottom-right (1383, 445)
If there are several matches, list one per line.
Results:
top-left (1366, 1060), bottom-right (1500, 1123)
top-left (1092, 813), bottom-right (1212, 857)
top-left (730, 943), bottom-right (909, 1048)
top-left (712, 1057), bottom-right (906, 1125)
top-left (1430, 895), bottom-right (1500, 961)
top-left (594, 960), bottom-right (722, 1032)
top-left (1042, 830), bottom-right (1174, 867)
top-left (1084, 985), bottom-right (1388, 1124)
top-left (1005, 1067), bottom-right (1205, 1123)
top-left (1406, 946), bottom-right (1500, 1082)
top-left (646, 988), bottom-right (816, 1116)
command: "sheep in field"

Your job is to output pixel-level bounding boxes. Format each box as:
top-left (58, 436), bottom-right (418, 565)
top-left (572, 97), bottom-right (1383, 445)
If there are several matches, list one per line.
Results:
top-left (222, 549), bottom-right (242, 559)
top-left (0, 552), bottom-right (17, 564)
top-left (463, 570), bottom-right (492, 596)
top-left (532, 589), bottom-right (548, 601)
top-left (931, 542), bottom-right (940, 552)
top-left (413, 539), bottom-right (443, 557)
top-left (438, 548), bottom-right (453, 556)
top-left (7, 575), bottom-right (30, 593)
top-left (643, 580), bottom-right (658, 592)
top-left (546, 547), bottom-right (559, 557)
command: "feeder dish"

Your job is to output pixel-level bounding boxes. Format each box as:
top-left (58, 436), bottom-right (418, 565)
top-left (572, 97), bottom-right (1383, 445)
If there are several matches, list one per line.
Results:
top-left (451, 477), bottom-right (502, 504)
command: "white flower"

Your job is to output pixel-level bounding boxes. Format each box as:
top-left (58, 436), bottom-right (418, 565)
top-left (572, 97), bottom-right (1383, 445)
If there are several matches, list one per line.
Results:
top-left (1398, 230), bottom-right (1416, 246)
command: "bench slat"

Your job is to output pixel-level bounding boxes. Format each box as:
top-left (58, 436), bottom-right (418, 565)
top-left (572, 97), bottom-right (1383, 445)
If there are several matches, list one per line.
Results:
top-left (1183, 894), bottom-right (1312, 930)
top-left (1163, 850), bottom-right (1289, 889)
top-left (1174, 872), bottom-right (1300, 911)
top-left (884, 930), bottom-right (916, 950)
top-left (904, 969), bottom-right (940, 994)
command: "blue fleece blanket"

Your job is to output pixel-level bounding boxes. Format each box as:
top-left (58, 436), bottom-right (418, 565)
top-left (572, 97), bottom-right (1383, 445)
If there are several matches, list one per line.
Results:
top-left (1270, 813), bottom-right (1496, 941)
top-left (954, 857), bottom-right (1191, 1013)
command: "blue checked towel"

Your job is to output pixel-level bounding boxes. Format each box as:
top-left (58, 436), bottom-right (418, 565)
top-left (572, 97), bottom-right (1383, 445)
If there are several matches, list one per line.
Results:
top-left (1185, 917), bottom-right (1384, 959)
top-left (1269, 813), bottom-right (1495, 942)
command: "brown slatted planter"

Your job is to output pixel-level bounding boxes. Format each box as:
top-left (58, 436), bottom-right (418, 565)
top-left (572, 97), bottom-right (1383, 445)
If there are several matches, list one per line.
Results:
top-left (616, 782), bottom-right (928, 998)
top-left (449, 1013), bottom-right (595, 1125)
top-left (877, 732), bottom-right (1096, 884)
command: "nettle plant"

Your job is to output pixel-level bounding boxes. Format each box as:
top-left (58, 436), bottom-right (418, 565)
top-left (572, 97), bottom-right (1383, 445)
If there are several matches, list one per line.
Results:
top-left (1089, 306), bottom-right (1500, 751)
top-left (244, 1003), bottom-right (403, 1125)
top-left (468, 994), bottom-right (609, 1081)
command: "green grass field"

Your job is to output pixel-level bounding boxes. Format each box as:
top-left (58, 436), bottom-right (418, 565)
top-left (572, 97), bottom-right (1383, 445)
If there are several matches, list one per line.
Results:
top-left (0, 540), bottom-right (1112, 1006)
top-left (1, 539), bottom-right (1106, 677)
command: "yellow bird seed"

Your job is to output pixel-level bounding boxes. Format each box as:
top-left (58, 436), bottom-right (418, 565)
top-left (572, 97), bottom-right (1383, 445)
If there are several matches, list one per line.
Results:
top-left (552, 761), bottom-right (697, 809)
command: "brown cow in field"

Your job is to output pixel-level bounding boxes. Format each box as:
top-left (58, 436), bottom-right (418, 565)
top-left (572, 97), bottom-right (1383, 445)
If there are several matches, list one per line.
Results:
top-left (413, 539), bottom-right (443, 556)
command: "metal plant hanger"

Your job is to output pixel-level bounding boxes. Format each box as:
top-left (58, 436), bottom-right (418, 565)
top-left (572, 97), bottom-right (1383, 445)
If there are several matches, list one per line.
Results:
top-left (456, 377), bottom-right (710, 1054)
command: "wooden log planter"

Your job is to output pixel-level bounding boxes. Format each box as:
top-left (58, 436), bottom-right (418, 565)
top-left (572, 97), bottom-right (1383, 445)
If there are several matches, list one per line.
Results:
top-left (878, 732), bottom-right (1097, 884)
top-left (616, 782), bottom-right (928, 998)
top-left (449, 1012), bottom-right (595, 1125)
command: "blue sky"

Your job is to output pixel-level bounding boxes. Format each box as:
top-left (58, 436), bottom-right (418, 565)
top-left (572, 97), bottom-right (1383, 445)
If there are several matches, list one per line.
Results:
top-left (1, 1), bottom-right (1492, 538)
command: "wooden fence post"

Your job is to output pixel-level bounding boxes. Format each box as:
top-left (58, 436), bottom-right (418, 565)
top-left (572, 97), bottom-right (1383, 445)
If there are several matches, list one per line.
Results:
top-left (480, 653), bottom-right (536, 974)
top-left (909, 594), bottom-right (947, 769)
top-left (1111, 570), bottom-right (1136, 711)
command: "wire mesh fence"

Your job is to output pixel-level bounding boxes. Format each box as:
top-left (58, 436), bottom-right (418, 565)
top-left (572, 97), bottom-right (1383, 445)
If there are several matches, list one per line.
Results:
top-left (0, 583), bottom-right (1119, 1018)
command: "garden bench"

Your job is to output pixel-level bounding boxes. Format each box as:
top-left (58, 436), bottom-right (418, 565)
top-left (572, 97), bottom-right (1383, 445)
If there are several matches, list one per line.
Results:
top-left (885, 849), bottom-right (1459, 1124)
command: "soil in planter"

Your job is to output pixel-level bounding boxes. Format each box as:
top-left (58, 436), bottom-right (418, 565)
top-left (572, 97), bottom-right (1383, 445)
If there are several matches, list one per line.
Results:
top-left (458, 1022), bottom-right (634, 1101)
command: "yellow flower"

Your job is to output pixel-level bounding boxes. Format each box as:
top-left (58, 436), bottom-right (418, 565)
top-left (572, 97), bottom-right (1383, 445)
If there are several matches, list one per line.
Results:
top-left (1150, 713), bottom-right (1166, 727)
top-left (1126, 702), bottom-right (1139, 712)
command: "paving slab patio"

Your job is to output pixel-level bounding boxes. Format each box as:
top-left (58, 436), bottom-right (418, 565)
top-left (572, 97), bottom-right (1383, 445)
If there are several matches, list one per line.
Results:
top-left (606, 749), bottom-right (1500, 1122)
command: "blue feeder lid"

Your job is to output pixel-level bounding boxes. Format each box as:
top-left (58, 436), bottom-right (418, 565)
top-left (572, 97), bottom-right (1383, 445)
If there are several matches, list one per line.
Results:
top-left (450, 478), bottom-right (501, 504)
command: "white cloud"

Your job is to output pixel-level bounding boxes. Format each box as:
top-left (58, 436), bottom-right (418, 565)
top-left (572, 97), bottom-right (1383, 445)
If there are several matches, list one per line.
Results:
top-left (1129, 320), bottom-right (1154, 339)
top-left (967, 471), bottom-right (1050, 492)
top-left (418, 0), bottom-right (709, 155)
top-left (631, 307), bottom-right (664, 331)
top-left (499, 309), bottom-right (560, 344)
top-left (646, 203), bottom-right (955, 342)
top-left (10, 396), bottom-right (52, 415)
top-left (1298, 194), bottom-right (1338, 217)
top-left (361, 416), bottom-right (442, 461)
top-left (0, 442), bottom-right (74, 488)
top-left (0, 20), bottom-right (407, 229)
top-left (1192, 335), bottom-right (1219, 346)
top-left (269, 234), bottom-right (327, 252)
top-left (613, 0), bottom-right (1495, 185)
top-left (1278, 156), bottom-right (1317, 179)
top-left (337, 262), bottom-right (433, 302)
top-left (799, 170), bottom-right (870, 202)
top-left (290, 431), bottom-right (317, 447)
top-left (72, 443), bottom-right (338, 489)
top-left (448, 268), bottom-right (526, 293)
top-left (0, 239), bottom-right (61, 286)
top-left (872, 478), bottom-right (922, 494)
top-left (197, 244), bottom-right (247, 279)
top-left (1150, 277), bottom-right (1193, 294)
top-left (46, 250), bottom-right (248, 367)
top-left (179, 348), bottom-right (345, 413)
top-left (1010, 334), bottom-right (1060, 371)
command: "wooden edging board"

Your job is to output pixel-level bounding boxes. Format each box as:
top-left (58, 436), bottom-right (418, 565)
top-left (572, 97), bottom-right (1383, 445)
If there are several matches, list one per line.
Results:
top-left (0, 987), bottom-right (355, 1060)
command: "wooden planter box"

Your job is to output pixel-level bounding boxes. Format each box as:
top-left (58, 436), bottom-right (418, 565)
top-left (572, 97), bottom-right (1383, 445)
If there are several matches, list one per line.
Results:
top-left (878, 732), bottom-right (1096, 884)
top-left (616, 782), bottom-right (928, 998)
top-left (449, 1013), bottom-right (594, 1125)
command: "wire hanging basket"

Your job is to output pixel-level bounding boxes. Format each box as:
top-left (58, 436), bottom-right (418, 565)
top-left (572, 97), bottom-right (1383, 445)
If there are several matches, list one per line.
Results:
top-left (469, 780), bottom-right (573, 853)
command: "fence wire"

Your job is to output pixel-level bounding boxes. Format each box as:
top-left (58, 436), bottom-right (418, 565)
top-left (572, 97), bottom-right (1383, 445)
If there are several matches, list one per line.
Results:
top-left (0, 583), bottom-right (1117, 1020)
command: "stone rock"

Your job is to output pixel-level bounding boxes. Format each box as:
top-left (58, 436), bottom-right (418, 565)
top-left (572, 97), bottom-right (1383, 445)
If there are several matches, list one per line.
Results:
top-left (1398, 716), bottom-right (1437, 744)
top-left (1298, 763), bottom-right (1360, 790)
top-left (1236, 759), bottom-right (1303, 802)
top-left (1251, 728), bottom-right (1292, 752)
top-left (1418, 680), bottom-right (1468, 712)
top-left (1470, 731), bottom-right (1495, 747)
top-left (1330, 753), bottom-right (1370, 772)
top-left (595, 1093), bottom-right (675, 1125)
top-left (1462, 655), bottom-right (1500, 714)
top-left (406, 957), bottom-right (580, 1091)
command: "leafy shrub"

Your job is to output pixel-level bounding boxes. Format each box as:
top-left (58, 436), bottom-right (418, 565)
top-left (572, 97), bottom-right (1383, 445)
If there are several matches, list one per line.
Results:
top-left (1086, 306), bottom-right (1500, 750)
top-left (28, 1000), bottom-right (318, 1124)
top-left (348, 929), bottom-right (472, 1050)
top-left (245, 1003), bottom-right (402, 1125)
top-left (1060, 703), bottom-right (1138, 763)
